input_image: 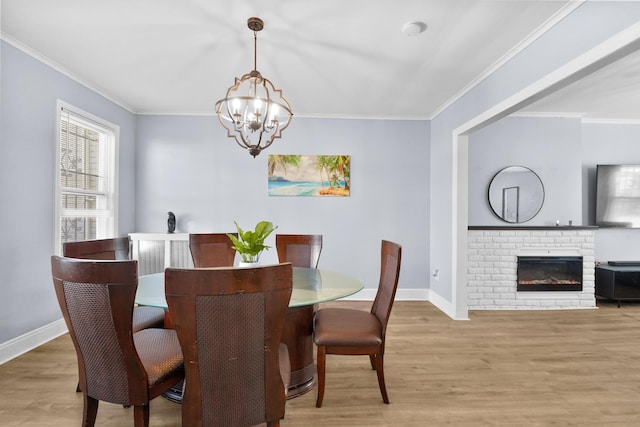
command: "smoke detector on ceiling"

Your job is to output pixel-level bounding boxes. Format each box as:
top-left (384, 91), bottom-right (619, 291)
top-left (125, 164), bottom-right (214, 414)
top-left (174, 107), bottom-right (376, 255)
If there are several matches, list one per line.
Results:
top-left (402, 21), bottom-right (427, 36)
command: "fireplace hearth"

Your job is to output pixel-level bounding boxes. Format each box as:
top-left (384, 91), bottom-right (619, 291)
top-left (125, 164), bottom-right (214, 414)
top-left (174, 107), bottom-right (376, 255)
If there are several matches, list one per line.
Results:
top-left (517, 256), bottom-right (583, 291)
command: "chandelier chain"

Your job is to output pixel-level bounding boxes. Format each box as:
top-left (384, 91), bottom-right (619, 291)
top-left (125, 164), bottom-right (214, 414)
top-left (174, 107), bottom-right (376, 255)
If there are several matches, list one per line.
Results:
top-left (253, 29), bottom-right (258, 71)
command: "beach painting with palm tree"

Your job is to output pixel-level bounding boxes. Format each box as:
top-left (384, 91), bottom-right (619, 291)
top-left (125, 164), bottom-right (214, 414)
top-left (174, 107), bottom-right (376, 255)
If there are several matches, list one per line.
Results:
top-left (268, 155), bottom-right (351, 197)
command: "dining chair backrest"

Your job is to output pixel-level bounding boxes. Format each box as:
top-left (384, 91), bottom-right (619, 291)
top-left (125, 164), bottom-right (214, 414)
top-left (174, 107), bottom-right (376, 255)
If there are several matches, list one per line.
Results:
top-left (275, 234), bottom-right (323, 268)
top-left (371, 240), bottom-right (402, 344)
top-left (50, 256), bottom-right (184, 426)
top-left (189, 233), bottom-right (237, 267)
top-left (63, 237), bottom-right (130, 260)
top-left (62, 237), bottom-right (165, 334)
top-left (165, 263), bottom-right (293, 427)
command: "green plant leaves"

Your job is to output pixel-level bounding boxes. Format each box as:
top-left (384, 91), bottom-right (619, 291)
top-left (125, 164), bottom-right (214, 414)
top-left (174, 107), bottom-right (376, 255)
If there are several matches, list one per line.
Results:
top-left (227, 220), bottom-right (278, 262)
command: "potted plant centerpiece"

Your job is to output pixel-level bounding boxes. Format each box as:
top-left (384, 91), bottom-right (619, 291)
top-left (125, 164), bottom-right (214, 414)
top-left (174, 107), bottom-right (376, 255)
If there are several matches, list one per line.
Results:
top-left (227, 220), bottom-right (278, 267)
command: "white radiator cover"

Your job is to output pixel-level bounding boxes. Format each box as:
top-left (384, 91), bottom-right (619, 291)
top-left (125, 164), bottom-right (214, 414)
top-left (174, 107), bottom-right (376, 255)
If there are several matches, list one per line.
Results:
top-left (130, 233), bottom-right (194, 275)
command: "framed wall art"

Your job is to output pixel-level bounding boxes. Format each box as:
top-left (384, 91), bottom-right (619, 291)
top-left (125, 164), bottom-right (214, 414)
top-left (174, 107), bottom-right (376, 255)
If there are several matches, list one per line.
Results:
top-left (268, 155), bottom-right (350, 197)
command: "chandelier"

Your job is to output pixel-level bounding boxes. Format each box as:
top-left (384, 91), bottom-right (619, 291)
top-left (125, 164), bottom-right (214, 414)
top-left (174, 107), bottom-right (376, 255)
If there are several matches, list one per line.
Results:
top-left (215, 17), bottom-right (293, 157)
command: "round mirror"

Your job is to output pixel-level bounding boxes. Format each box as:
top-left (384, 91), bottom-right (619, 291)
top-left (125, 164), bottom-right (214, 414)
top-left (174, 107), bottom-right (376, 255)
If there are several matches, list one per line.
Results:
top-left (488, 166), bottom-right (544, 223)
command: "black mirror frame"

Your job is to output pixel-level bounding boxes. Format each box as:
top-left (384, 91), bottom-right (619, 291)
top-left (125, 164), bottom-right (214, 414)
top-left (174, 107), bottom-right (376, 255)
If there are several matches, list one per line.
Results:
top-left (488, 166), bottom-right (545, 224)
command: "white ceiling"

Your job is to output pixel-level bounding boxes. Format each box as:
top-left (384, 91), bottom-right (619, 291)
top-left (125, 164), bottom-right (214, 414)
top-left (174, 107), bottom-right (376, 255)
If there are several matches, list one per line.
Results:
top-left (2, 0), bottom-right (638, 120)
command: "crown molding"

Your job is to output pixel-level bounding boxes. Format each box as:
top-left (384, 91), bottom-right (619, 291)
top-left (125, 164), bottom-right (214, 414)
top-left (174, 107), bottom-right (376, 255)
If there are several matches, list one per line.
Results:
top-left (510, 111), bottom-right (585, 119)
top-left (582, 117), bottom-right (640, 125)
top-left (511, 112), bottom-right (640, 125)
top-left (135, 110), bottom-right (430, 121)
top-left (429, 1), bottom-right (585, 120)
top-left (1, 33), bottom-right (136, 114)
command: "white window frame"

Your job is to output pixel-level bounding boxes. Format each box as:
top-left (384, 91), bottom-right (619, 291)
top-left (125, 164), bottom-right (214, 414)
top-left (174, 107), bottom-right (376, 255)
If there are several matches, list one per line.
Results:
top-left (54, 100), bottom-right (120, 254)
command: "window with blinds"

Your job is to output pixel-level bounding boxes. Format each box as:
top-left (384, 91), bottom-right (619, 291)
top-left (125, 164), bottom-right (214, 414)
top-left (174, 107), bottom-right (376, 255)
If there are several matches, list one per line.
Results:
top-left (55, 102), bottom-right (119, 253)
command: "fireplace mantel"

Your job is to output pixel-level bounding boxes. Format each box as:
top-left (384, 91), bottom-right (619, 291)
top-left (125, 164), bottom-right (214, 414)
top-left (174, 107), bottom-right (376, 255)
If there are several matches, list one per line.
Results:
top-left (469, 226), bottom-right (598, 231)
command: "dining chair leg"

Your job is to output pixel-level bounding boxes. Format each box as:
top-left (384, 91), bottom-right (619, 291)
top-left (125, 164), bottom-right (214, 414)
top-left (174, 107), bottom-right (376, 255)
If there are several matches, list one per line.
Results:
top-left (82, 394), bottom-right (99, 427)
top-left (373, 352), bottom-right (389, 404)
top-left (369, 355), bottom-right (376, 370)
top-left (315, 345), bottom-right (326, 408)
top-left (133, 404), bottom-right (150, 427)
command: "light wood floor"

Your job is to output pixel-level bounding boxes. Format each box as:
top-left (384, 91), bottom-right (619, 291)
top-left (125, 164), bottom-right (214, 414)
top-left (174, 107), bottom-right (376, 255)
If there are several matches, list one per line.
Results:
top-left (3, 300), bottom-right (640, 426)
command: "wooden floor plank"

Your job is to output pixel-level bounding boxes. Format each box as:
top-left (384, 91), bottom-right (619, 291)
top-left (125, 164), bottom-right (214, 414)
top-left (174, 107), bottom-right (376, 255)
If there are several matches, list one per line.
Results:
top-left (2, 300), bottom-right (640, 426)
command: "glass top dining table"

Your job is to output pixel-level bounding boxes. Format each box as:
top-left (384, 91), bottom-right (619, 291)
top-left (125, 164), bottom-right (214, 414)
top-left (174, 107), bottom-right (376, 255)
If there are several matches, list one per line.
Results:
top-left (135, 266), bottom-right (364, 309)
top-left (135, 265), bottom-right (363, 400)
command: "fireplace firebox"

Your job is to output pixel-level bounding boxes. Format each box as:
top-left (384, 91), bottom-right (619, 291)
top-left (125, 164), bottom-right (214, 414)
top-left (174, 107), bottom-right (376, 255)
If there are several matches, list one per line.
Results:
top-left (517, 256), bottom-right (583, 291)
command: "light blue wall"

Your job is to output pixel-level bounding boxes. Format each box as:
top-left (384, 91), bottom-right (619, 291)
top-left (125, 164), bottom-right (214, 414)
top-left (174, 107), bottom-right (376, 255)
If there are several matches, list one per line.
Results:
top-left (581, 122), bottom-right (640, 262)
top-left (468, 116), bottom-right (583, 227)
top-left (0, 37), bottom-right (430, 350)
top-left (0, 41), bottom-right (137, 343)
top-left (135, 115), bottom-right (430, 294)
top-left (468, 116), bottom-right (640, 263)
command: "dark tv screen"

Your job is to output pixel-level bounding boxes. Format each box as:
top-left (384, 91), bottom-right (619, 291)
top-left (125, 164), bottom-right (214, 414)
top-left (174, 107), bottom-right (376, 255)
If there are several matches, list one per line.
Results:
top-left (596, 164), bottom-right (640, 228)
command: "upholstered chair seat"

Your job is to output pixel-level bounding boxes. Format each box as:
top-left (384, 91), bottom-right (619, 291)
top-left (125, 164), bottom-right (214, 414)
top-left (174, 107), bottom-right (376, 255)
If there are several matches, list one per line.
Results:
top-left (313, 308), bottom-right (383, 348)
top-left (132, 329), bottom-right (184, 386)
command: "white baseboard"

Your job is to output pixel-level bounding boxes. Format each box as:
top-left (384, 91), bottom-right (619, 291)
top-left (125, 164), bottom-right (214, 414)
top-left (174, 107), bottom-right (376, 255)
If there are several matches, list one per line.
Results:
top-left (342, 288), bottom-right (430, 301)
top-left (428, 290), bottom-right (469, 320)
top-left (0, 319), bottom-right (68, 365)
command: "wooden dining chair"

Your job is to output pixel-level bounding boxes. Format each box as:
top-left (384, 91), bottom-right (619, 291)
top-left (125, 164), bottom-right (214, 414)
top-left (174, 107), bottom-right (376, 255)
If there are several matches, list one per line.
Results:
top-left (275, 234), bottom-right (323, 396)
top-left (51, 256), bottom-right (184, 427)
top-left (63, 237), bottom-right (166, 332)
top-left (165, 263), bottom-right (293, 427)
top-left (275, 234), bottom-right (323, 269)
top-left (188, 233), bottom-right (237, 267)
top-left (313, 240), bottom-right (402, 407)
top-left (63, 236), bottom-right (130, 260)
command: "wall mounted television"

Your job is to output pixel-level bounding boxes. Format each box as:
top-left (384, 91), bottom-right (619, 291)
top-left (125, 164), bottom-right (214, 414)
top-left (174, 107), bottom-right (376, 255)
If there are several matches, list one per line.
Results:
top-left (596, 164), bottom-right (640, 228)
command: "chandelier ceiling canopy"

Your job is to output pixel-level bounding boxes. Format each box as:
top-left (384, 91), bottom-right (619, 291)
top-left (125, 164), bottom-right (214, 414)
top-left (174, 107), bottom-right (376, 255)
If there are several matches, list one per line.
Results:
top-left (215, 17), bottom-right (293, 158)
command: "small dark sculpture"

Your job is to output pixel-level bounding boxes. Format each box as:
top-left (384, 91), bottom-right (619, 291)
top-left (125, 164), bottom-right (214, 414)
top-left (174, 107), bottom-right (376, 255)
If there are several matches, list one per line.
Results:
top-left (167, 212), bottom-right (176, 234)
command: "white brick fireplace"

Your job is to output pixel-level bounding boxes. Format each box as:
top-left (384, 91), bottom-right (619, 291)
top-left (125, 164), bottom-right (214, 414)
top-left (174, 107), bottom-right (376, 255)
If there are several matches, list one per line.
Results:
top-left (467, 227), bottom-right (596, 310)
